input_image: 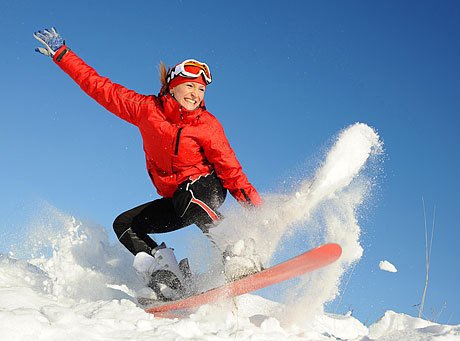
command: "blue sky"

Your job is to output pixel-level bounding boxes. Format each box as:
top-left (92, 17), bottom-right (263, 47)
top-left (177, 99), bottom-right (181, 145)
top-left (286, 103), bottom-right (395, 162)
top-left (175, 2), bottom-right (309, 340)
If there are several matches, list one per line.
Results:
top-left (1, 0), bottom-right (459, 325)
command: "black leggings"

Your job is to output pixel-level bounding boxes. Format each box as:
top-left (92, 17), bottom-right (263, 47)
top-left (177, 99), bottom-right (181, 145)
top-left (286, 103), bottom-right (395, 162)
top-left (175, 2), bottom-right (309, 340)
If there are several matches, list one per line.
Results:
top-left (113, 172), bottom-right (227, 255)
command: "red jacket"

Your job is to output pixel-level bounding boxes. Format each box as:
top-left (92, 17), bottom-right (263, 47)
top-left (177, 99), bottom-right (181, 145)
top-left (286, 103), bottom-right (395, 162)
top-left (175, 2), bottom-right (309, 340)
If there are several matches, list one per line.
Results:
top-left (53, 46), bottom-right (262, 206)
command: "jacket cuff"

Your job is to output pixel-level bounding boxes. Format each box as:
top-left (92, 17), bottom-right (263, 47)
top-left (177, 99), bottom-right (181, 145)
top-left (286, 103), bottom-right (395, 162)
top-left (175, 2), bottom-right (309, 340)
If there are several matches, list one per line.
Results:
top-left (53, 45), bottom-right (70, 63)
top-left (231, 188), bottom-right (263, 208)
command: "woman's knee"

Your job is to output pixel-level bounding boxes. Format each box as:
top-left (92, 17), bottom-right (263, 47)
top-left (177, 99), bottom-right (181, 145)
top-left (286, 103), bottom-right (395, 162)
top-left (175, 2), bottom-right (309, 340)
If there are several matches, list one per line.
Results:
top-left (113, 211), bottom-right (131, 237)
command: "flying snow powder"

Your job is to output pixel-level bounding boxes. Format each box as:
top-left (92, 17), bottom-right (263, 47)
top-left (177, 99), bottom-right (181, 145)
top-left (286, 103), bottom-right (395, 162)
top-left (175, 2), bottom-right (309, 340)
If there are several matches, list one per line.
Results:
top-left (379, 260), bottom-right (398, 273)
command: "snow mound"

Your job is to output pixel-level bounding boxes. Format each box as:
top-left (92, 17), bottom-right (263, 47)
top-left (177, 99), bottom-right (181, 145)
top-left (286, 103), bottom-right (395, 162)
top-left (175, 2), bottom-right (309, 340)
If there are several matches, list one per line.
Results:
top-left (368, 310), bottom-right (460, 340)
top-left (2, 252), bottom-right (458, 341)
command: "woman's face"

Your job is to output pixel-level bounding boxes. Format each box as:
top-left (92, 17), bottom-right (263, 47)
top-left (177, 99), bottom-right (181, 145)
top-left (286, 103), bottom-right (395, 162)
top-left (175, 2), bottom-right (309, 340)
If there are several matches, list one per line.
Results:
top-left (170, 82), bottom-right (206, 111)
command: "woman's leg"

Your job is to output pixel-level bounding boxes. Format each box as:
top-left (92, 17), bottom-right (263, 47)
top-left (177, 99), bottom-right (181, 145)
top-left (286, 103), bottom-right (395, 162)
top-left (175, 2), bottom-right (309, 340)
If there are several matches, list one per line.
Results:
top-left (113, 172), bottom-right (227, 255)
top-left (173, 172), bottom-right (227, 233)
top-left (113, 198), bottom-right (190, 255)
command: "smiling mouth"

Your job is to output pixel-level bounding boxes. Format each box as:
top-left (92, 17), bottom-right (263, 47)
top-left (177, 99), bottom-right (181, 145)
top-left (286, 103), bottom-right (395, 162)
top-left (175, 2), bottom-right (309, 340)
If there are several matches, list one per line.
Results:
top-left (184, 98), bottom-right (198, 106)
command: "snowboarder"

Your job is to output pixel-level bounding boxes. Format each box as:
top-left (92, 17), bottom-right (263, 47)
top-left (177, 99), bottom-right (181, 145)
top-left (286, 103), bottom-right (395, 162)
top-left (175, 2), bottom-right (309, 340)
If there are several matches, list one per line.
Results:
top-left (34, 27), bottom-right (262, 300)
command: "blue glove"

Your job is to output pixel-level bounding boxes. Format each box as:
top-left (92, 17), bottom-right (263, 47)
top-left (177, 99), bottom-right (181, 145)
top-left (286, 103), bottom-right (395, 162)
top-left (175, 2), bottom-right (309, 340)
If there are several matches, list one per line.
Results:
top-left (33, 27), bottom-right (65, 57)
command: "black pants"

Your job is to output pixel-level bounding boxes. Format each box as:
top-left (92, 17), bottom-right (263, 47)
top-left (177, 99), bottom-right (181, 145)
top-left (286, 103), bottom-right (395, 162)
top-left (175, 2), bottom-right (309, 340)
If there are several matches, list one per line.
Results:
top-left (113, 172), bottom-right (227, 255)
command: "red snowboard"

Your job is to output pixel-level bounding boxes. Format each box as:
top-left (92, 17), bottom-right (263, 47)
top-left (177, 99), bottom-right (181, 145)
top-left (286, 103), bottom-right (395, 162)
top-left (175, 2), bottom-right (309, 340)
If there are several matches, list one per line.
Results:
top-left (144, 243), bottom-right (342, 316)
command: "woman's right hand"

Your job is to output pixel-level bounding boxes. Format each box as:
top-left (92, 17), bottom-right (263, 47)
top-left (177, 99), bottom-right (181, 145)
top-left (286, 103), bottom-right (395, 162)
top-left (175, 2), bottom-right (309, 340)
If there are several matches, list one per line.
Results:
top-left (33, 27), bottom-right (65, 57)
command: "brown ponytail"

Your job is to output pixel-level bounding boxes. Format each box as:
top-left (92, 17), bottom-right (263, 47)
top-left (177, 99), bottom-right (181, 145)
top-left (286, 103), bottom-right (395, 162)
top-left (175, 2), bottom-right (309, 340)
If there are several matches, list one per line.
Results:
top-left (158, 61), bottom-right (170, 95)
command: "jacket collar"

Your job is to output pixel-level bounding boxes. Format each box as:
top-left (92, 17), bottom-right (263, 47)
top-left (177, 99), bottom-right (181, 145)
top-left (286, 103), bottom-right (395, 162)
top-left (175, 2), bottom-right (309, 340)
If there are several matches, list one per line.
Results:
top-left (160, 93), bottom-right (205, 125)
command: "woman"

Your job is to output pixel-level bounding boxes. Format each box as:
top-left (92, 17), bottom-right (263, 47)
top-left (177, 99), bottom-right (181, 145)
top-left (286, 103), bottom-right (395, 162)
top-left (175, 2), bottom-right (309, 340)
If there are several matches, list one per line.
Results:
top-left (34, 27), bottom-right (262, 299)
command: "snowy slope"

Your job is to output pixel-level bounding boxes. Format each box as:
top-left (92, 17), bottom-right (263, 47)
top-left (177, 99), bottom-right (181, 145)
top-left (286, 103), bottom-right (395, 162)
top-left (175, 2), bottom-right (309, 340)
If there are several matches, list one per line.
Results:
top-left (2, 123), bottom-right (459, 340)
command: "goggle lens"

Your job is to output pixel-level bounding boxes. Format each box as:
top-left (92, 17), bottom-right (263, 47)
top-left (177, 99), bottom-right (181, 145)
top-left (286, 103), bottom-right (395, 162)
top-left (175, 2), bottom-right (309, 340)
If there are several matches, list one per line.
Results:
top-left (183, 61), bottom-right (211, 80)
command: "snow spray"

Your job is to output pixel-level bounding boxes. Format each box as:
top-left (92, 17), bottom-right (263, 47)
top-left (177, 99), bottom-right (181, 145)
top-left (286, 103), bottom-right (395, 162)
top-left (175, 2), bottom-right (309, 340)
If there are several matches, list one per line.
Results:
top-left (8, 204), bottom-right (141, 301)
top-left (211, 122), bottom-right (383, 320)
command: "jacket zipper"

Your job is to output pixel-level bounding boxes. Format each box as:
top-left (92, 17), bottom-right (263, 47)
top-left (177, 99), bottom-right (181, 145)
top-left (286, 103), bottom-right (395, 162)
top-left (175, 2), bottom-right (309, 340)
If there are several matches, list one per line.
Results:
top-left (174, 127), bottom-right (183, 155)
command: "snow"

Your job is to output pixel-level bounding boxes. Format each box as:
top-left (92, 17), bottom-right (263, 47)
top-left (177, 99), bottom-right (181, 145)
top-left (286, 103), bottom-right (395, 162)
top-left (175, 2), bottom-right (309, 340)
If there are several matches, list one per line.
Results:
top-left (1, 123), bottom-right (459, 340)
top-left (379, 260), bottom-right (398, 273)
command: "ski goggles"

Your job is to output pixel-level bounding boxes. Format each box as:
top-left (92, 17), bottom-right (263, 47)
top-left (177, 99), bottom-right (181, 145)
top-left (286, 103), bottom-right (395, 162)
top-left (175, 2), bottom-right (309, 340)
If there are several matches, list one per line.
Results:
top-left (167, 59), bottom-right (212, 85)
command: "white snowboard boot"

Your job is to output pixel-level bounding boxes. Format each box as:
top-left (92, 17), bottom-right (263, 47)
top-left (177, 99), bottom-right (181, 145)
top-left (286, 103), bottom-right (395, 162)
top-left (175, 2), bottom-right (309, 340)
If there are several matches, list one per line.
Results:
top-left (133, 243), bottom-right (185, 301)
top-left (223, 238), bottom-right (264, 282)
